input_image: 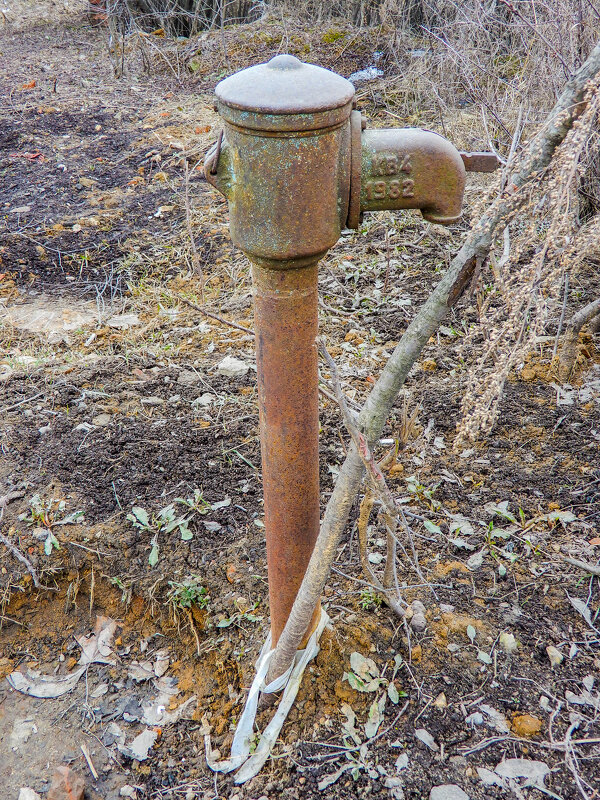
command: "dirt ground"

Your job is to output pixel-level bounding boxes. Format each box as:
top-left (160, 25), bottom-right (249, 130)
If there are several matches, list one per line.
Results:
top-left (1, 4), bottom-right (599, 800)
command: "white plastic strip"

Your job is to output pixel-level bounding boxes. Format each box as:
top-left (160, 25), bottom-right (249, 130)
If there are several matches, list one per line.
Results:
top-left (205, 610), bottom-right (329, 782)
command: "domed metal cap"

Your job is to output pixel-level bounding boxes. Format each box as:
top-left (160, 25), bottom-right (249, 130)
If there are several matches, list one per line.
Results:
top-left (215, 55), bottom-right (355, 132)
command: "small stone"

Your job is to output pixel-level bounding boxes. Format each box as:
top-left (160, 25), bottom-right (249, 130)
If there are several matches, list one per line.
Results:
top-left (140, 396), bottom-right (164, 406)
top-left (47, 766), bottom-right (85, 800)
top-left (216, 355), bottom-right (250, 378)
top-left (546, 645), bottom-right (563, 667)
top-left (499, 632), bottom-right (518, 654)
top-left (92, 413), bottom-right (112, 427)
top-left (74, 422), bottom-right (94, 432)
top-left (395, 752), bottom-right (409, 771)
top-left (120, 787), bottom-right (137, 799)
top-left (433, 692), bottom-right (447, 709)
top-left (38, 425), bottom-right (51, 434)
top-left (18, 790), bottom-right (42, 800)
top-left (422, 359), bottom-right (437, 371)
top-left (411, 643), bottom-right (422, 662)
top-left (191, 392), bottom-right (213, 408)
top-left (106, 313), bottom-right (140, 329)
top-left (411, 613), bottom-right (427, 631)
top-left (410, 600), bottom-right (427, 631)
top-left (511, 713), bottom-right (542, 738)
top-left (466, 712), bottom-right (484, 726)
top-left (177, 369), bottom-right (200, 386)
top-left (430, 785), bottom-right (469, 800)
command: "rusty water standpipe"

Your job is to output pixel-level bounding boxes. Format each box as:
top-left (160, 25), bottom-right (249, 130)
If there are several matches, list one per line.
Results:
top-left (205, 55), bottom-right (497, 650)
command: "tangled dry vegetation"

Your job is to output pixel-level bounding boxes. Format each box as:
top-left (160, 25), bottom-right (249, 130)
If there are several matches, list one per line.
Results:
top-left (456, 80), bottom-right (600, 445)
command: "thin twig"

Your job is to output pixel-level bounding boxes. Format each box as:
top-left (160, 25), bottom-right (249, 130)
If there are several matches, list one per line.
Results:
top-left (184, 159), bottom-right (205, 293)
top-left (553, 271), bottom-right (570, 358)
top-left (320, 340), bottom-right (406, 618)
top-left (178, 296), bottom-right (254, 335)
top-left (562, 555), bottom-right (600, 576)
top-left (0, 531), bottom-right (51, 590)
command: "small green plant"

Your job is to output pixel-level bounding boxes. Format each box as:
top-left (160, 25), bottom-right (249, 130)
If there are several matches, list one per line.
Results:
top-left (174, 488), bottom-right (211, 516)
top-left (127, 504), bottom-right (193, 566)
top-left (167, 578), bottom-right (210, 610)
top-left (322, 28), bottom-right (346, 43)
top-left (19, 494), bottom-right (84, 555)
top-left (405, 477), bottom-right (440, 511)
top-left (20, 494), bottom-right (84, 529)
top-left (359, 588), bottom-right (382, 611)
top-left (109, 576), bottom-right (133, 605)
top-left (216, 601), bottom-right (262, 629)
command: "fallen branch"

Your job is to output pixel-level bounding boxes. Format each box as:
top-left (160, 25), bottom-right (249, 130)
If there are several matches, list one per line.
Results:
top-left (557, 297), bottom-right (600, 379)
top-left (266, 41), bottom-right (600, 684)
top-left (0, 531), bottom-right (46, 590)
top-left (562, 555), bottom-right (600, 577)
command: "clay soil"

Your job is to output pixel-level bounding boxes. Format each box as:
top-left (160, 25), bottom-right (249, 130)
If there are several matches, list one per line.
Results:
top-left (1, 5), bottom-right (599, 800)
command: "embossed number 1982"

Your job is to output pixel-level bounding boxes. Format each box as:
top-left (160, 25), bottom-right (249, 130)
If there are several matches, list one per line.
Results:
top-left (365, 178), bottom-right (415, 201)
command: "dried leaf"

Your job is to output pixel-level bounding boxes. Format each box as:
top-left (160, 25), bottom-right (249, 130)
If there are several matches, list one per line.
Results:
top-left (479, 703), bottom-right (510, 733)
top-left (567, 594), bottom-right (597, 630)
top-left (118, 728), bottom-right (158, 761)
top-left (415, 728), bottom-right (438, 751)
top-left (364, 696), bottom-right (385, 738)
top-left (494, 758), bottom-right (550, 790)
top-left (317, 763), bottom-right (353, 791)
top-left (349, 652), bottom-right (379, 681)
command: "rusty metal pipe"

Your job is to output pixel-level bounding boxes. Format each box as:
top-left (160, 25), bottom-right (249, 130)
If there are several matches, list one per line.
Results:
top-left (252, 262), bottom-right (321, 646)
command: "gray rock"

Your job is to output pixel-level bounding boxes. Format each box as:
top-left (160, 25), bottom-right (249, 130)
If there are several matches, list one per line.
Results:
top-left (177, 369), bottom-right (200, 386)
top-left (430, 785), bottom-right (470, 800)
top-left (216, 355), bottom-right (250, 378)
top-left (92, 413), bottom-right (112, 427)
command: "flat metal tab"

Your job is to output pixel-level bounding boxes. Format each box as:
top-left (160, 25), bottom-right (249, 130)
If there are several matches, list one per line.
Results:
top-left (460, 151), bottom-right (501, 172)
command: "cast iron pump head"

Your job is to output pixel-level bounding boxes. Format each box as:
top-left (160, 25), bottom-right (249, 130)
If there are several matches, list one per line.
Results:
top-left (204, 55), bottom-right (469, 648)
top-left (205, 54), bottom-right (466, 268)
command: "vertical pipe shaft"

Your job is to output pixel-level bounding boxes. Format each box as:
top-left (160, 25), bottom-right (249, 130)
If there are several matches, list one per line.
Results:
top-left (252, 261), bottom-right (321, 647)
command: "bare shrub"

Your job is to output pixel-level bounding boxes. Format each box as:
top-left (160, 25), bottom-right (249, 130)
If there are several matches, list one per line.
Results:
top-left (455, 79), bottom-right (600, 445)
top-left (101, 0), bottom-right (265, 36)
